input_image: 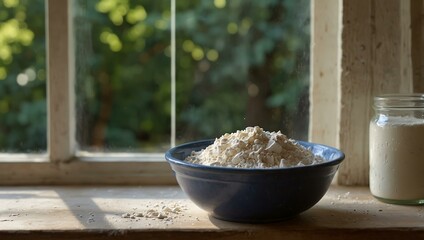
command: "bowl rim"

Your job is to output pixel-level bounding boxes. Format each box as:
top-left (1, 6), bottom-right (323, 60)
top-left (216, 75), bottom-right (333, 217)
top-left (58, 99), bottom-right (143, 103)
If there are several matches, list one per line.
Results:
top-left (165, 139), bottom-right (345, 173)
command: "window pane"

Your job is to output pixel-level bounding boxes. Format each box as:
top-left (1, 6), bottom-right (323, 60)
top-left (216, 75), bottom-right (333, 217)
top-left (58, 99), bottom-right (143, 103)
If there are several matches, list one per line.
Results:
top-left (175, 0), bottom-right (310, 143)
top-left (74, 0), bottom-right (171, 153)
top-left (74, 0), bottom-right (310, 154)
top-left (0, 0), bottom-right (47, 153)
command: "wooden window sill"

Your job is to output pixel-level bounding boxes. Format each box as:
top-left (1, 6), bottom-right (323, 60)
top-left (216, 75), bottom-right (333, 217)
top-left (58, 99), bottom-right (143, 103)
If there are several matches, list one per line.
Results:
top-left (1, 185), bottom-right (423, 240)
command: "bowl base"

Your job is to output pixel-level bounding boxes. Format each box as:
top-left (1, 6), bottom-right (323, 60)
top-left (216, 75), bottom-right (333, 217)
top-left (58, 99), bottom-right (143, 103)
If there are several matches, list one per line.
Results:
top-left (209, 213), bottom-right (298, 223)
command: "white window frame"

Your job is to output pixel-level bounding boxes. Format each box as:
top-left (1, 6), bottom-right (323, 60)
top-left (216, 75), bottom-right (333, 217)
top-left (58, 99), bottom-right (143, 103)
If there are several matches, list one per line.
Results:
top-left (0, 0), bottom-right (175, 185)
top-left (310, 0), bottom-right (414, 186)
top-left (0, 0), bottom-right (417, 185)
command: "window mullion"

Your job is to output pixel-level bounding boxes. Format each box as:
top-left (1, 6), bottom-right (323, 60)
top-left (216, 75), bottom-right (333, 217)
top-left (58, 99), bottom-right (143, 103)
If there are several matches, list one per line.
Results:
top-left (46, 0), bottom-right (75, 162)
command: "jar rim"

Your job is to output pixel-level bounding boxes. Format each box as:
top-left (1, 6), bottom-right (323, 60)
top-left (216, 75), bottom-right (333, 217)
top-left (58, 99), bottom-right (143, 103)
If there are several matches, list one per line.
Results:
top-left (374, 93), bottom-right (424, 109)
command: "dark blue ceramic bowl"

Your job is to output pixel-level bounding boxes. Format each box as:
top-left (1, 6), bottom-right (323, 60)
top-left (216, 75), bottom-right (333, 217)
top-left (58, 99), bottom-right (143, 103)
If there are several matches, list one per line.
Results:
top-left (165, 139), bottom-right (345, 223)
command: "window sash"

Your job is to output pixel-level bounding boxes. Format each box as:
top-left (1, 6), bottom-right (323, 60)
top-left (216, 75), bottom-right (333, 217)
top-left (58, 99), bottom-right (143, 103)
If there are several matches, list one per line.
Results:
top-left (2, 0), bottom-right (315, 184)
top-left (47, 0), bottom-right (175, 162)
top-left (0, 0), bottom-right (173, 185)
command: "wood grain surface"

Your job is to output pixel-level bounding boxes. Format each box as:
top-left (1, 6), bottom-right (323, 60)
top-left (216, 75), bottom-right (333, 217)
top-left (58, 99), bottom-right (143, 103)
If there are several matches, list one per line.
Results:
top-left (0, 185), bottom-right (423, 240)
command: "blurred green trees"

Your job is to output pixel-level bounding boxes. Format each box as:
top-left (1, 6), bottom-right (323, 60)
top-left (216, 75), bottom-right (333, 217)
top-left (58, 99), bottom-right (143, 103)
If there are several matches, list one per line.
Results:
top-left (0, 0), bottom-right (46, 152)
top-left (0, 0), bottom-right (309, 153)
top-left (174, 0), bottom-right (310, 143)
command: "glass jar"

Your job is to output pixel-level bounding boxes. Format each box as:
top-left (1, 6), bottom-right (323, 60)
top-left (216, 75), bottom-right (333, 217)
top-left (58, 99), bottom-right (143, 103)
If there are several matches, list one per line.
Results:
top-left (369, 94), bottom-right (424, 205)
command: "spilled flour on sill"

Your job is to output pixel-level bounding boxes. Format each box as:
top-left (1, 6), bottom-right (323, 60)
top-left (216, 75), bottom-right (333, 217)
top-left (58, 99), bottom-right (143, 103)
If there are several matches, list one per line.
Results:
top-left (121, 202), bottom-right (188, 222)
top-left (186, 126), bottom-right (323, 168)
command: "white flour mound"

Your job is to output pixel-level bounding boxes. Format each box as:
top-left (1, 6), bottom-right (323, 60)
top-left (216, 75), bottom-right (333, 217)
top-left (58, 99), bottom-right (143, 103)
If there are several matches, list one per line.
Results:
top-left (185, 126), bottom-right (323, 168)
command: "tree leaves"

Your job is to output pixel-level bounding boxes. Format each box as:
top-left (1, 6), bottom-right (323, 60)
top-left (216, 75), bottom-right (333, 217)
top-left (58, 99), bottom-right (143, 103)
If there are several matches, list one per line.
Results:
top-left (0, 0), bottom-right (311, 152)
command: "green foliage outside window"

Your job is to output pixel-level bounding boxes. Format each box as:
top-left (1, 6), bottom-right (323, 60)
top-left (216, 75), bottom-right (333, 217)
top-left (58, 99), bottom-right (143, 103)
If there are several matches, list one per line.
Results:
top-left (0, 0), bottom-right (309, 153)
top-left (0, 0), bottom-right (46, 152)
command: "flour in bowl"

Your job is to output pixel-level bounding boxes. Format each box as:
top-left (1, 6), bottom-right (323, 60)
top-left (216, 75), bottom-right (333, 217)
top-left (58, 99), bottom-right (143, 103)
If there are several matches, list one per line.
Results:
top-left (185, 126), bottom-right (324, 168)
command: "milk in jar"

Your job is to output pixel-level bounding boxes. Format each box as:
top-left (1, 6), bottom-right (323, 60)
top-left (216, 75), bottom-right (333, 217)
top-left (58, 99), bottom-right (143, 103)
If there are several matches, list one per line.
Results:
top-left (370, 94), bottom-right (424, 205)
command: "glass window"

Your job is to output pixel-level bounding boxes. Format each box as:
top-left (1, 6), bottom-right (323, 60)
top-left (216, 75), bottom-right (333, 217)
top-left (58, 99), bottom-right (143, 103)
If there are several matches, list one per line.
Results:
top-left (0, 0), bottom-right (46, 153)
top-left (73, 0), bottom-right (310, 154)
top-left (175, 0), bottom-right (310, 144)
top-left (74, 0), bottom-right (171, 153)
